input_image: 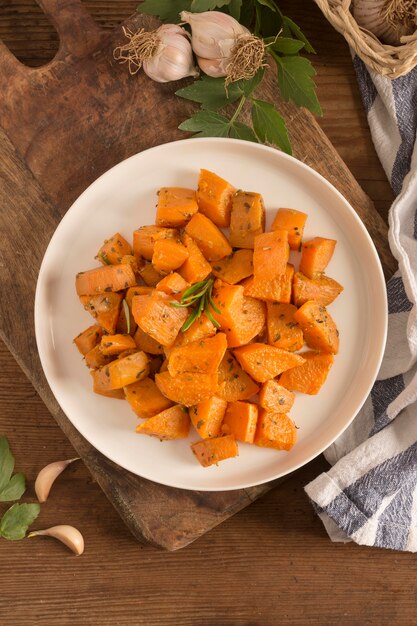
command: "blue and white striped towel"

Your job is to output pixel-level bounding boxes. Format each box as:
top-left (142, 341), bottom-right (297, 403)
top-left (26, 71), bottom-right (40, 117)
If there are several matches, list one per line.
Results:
top-left (305, 57), bottom-right (417, 551)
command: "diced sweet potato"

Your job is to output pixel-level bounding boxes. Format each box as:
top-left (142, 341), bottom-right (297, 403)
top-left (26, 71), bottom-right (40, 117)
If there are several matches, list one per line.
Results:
top-left (99, 333), bottom-right (136, 355)
top-left (164, 313), bottom-right (217, 356)
top-left (152, 238), bottom-right (189, 273)
top-left (96, 232), bottom-right (132, 265)
top-left (271, 208), bottom-right (307, 251)
top-left (177, 233), bottom-right (212, 284)
top-left (107, 351), bottom-right (149, 389)
top-left (217, 350), bottom-right (259, 401)
top-left (190, 396), bottom-right (227, 438)
top-left (253, 229), bottom-right (289, 281)
top-left (155, 371), bottom-right (218, 406)
top-left (156, 187), bottom-right (198, 227)
top-left (168, 333), bottom-right (227, 376)
top-left (292, 272), bottom-right (344, 307)
top-left (76, 264), bottom-right (136, 296)
top-left (134, 326), bottom-right (165, 355)
top-left (185, 213), bottom-right (232, 262)
top-left (79, 293), bottom-right (123, 334)
top-left (133, 226), bottom-right (178, 261)
top-left (243, 264), bottom-right (294, 303)
top-left (234, 343), bottom-right (305, 383)
top-left (266, 302), bottom-right (304, 351)
top-left (125, 377), bottom-right (173, 418)
top-left (132, 292), bottom-right (188, 347)
top-left (156, 273), bottom-right (190, 296)
top-left (222, 401), bottom-right (258, 443)
top-left (211, 249), bottom-right (253, 284)
top-left (139, 264), bottom-right (164, 287)
top-left (191, 434), bottom-right (238, 467)
top-left (230, 191), bottom-right (265, 249)
top-left (120, 254), bottom-right (143, 276)
top-left (294, 301), bottom-right (339, 354)
top-left (279, 351), bottom-right (334, 394)
top-left (254, 410), bottom-right (297, 451)
top-left (84, 344), bottom-right (114, 370)
top-left (91, 368), bottom-right (125, 399)
top-left (299, 237), bottom-right (337, 279)
top-left (73, 324), bottom-right (104, 355)
top-left (197, 169), bottom-right (236, 227)
top-left (136, 405), bottom-right (190, 439)
top-left (125, 286), bottom-right (154, 309)
top-left (258, 380), bottom-right (295, 413)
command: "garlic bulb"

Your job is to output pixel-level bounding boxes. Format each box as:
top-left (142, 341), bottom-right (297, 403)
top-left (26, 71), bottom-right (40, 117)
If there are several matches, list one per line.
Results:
top-left (196, 56), bottom-right (228, 78)
top-left (180, 11), bottom-right (249, 59)
top-left (353, 0), bottom-right (417, 45)
top-left (35, 458), bottom-right (80, 503)
top-left (28, 525), bottom-right (84, 556)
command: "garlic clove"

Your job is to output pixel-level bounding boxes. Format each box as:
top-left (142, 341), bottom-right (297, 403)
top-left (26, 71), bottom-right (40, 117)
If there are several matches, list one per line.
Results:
top-left (180, 10), bottom-right (249, 59)
top-left (353, 0), bottom-right (416, 45)
top-left (34, 457), bottom-right (80, 503)
top-left (197, 56), bottom-right (228, 78)
top-left (28, 525), bottom-right (84, 556)
top-left (143, 26), bottom-right (199, 83)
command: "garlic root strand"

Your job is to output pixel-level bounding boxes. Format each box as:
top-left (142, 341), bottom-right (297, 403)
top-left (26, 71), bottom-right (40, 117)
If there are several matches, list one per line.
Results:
top-left (35, 457), bottom-right (80, 503)
top-left (28, 525), bottom-right (84, 556)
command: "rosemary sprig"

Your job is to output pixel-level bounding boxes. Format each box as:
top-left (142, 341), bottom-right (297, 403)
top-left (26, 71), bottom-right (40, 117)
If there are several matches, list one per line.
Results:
top-left (170, 278), bottom-right (221, 332)
top-left (122, 299), bottom-right (131, 334)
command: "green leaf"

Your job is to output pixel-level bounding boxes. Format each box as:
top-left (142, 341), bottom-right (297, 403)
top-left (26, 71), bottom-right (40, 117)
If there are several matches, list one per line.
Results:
top-left (239, 0), bottom-right (255, 27)
top-left (179, 111), bottom-right (230, 137)
top-left (270, 37), bottom-right (305, 55)
top-left (0, 503), bottom-right (40, 541)
top-left (255, 0), bottom-right (277, 11)
top-left (137, 0), bottom-right (191, 22)
top-left (226, 0), bottom-right (242, 19)
top-left (281, 16), bottom-right (316, 54)
top-left (191, 0), bottom-right (232, 10)
top-left (122, 299), bottom-right (131, 335)
top-left (251, 99), bottom-right (291, 154)
top-left (274, 55), bottom-right (322, 116)
top-left (176, 76), bottom-right (242, 111)
top-left (239, 68), bottom-right (265, 97)
top-left (229, 121), bottom-right (259, 142)
top-left (255, 3), bottom-right (282, 37)
top-left (0, 437), bottom-right (14, 493)
top-left (0, 473), bottom-right (26, 502)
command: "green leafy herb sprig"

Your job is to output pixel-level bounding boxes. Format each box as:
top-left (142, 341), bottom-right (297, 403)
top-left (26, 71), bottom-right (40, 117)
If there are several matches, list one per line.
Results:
top-left (170, 278), bottom-right (221, 331)
top-left (138, 0), bottom-right (321, 154)
top-left (0, 437), bottom-right (40, 541)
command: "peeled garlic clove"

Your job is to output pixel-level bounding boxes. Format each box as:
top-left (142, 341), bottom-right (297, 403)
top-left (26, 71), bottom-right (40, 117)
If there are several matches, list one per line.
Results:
top-left (181, 10), bottom-right (249, 59)
top-left (143, 24), bottom-right (199, 83)
top-left (35, 458), bottom-right (79, 503)
top-left (28, 525), bottom-right (84, 556)
top-left (197, 56), bottom-right (228, 78)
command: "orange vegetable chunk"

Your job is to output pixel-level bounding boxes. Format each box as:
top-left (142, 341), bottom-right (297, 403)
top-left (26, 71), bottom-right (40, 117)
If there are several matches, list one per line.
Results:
top-left (258, 380), bottom-right (295, 413)
top-left (136, 405), bottom-right (190, 439)
top-left (168, 333), bottom-right (227, 376)
top-left (197, 169), bottom-right (236, 227)
top-left (294, 300), bottom-right (339, 354)
top-left (185, 213), bottom-right (232, 262)
top-left (292, 272), bottom-right (344, 307)
top-left (299, 237), bottom-right (337, 279)
top-left (156, 273), bottom-right (190, 296)
top-left (211, 249), bottom-right (253, 284)
top-left (133, 226), bottom-right (179, 261)
top-left (190, 396), bottom-right (227, 438)
top-left (191, 434), bottom-right (238, 467)
top-left (164, 313), bottom-right (217, 356)
top-left (73, 324), bottom-right (104, 355)
top-left (91, 368), bottom-right (125, 399)
top-left (177, 233), bottom-right (212, 284)
top-left (266, 302), bottom-right (304, 351)
top-left (76, 264), bottom-right (136, 296)
top-left (234, 343), bottom-right (305, 383)
top-left (120, 254), bottom-right (143, 275)
top-left (271, 208), bottom-right (307, 251)
top-left (156, 187), bottom-right (198, 228)
top-left (107, 350), bottom-right (149, 389)
top-left (254, 410), bottom-right (297, 451)
top-left (253, 229), bottom-right (289, 281)
top-left (96, 232), bottom-right (132, 265)
top-left (155, 371), bottom-right (218, 406)
top-left (132, 292), bottom-right (189, 347)
top-left (84, 344), bottom-right (114, 370)
top-left (279, 351), bottom-right (334, 395)
top-left (222, 401), bottom-right (258, 443)
top-left (244, 263), bottom-right (294, 303)
top-left (230, 191), bottom-right (265, 249)
top-left (134, 326), bottom-right (165, 355)
top-left (125, 377), bottom-right (173, 418)
top-left (217, 350), bottom-right (259, 401)
top-left (125, 286), bottom-right (154, 309)
top-left (152, 238), bottom-right (189, 273)
top-left (99, 333), bottom-right (136, 355)
top-left (79, 292), bottom-right (122, 334)
top-left (139, 264), bottom-right (164, 287)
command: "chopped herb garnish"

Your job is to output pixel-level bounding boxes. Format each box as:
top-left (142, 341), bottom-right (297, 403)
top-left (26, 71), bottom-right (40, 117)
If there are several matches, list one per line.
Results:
top-left (170, 278), bottom-right (221, 332)
top-left (122, 299), bottom-right (131, 334)
top-left (100, 253), bottom-right (111, 265)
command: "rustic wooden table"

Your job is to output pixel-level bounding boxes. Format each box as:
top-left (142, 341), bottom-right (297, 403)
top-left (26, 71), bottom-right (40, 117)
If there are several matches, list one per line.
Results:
top-left (1, 1), bottom-right (415, 625)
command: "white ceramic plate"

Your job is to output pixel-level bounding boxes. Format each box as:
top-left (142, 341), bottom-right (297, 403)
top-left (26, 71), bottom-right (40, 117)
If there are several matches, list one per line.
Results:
top-left (35, 138), bottom-right (387, 491)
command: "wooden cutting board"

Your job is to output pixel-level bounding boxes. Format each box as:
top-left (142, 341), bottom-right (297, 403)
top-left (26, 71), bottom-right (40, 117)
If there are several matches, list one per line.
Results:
top-left (0, 0), bottom-right (396, 551)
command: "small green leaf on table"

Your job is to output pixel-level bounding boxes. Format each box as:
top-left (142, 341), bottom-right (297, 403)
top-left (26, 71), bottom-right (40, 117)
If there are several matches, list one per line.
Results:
top-left (0, 503), bottom-right (40, 541)
top-left (281, 16), bottom-right (316, 54)
top-left (271, 37), bottom-right (305, 55)
top-left (191, 0), bottom-right (234, 11)
top-left (138, 0), bottom-right (192, 22)
top-left (0, 473), bottom-right (26, 502)
top-left (229, 122), bottom-right (258, 142)
top-left (274, 55), bottom-right (322, 116)
top-left (176, 76), bottom-right (242, 111)
top-left (227, 0), bottom-right (242, 20)
top-left (0, 436), bottom-right (14, 493)
top-left (179, 111), bottom-right (231, 137)
top-left (251, 99), bottom-right (291, 154)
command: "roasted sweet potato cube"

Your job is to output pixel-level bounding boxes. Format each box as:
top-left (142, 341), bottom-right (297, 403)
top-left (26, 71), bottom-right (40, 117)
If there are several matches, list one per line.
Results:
top-left (133, 226), bottom-right (179, 261)
top-left (197, 169), bottom-right (236, 227)
top-left (271, 208), bottom-right (307, 251)
top-left (279, 351), bottom-right (334, 394)
top-left (168, 333), bottom-right (227, 376)
top-left (191, 434), bottom-right (238, 467)
top-left (244, 264), bottom-right (294, 303)
top-left (96, 232), bottom-right (132, 265)
top-left (84, 344), bottom-right (114, 370)
top-left (211, 249), bottom-right (253, 284)
top-left (294, 300), bottom-right (339, 354)
top-left (132, 292), bottom-right (189, 347)
top-left (190, 396), bottom-right (227, 438)
top-left (155, 371), bottom-right (218, 406)
top-left (79, 293), bottom-right (123, 334)
top-left (266, 302), bottom-right (304, 351)
top-left (234, 343), bottom-right (305, 383)
top-left (217, 350), bottom-right (259, 401)
top-left (125, 286), bottom-right (154, 308)
top-left (299, 237), bottom-right (337, 278)
top-left (120, 254), bottom-right (143, 276)
top-left (156, 272), bottom-right (190, 296)
top-left (99, 333), bottom-right (136, 355)
top-left (156, 187), bottom-right (198, 227)
top-left (185, 213), bottom-right (232, 262)
top-left (151, 238), bottom-right (189, 273)
top-left (134, 326), bottom-right (165, 355)
top-left (164, 313), bottom-right (217, 357)
top-left (253, 229), bottom-right (289, 282)
top-left (136, 405), bottom-right (190, 439)
top-left (258, 380), bottom-right (295, 413)
top-left (222, 401), bottom-right (258, 443)
top-left (230, 191), bottom-right (265, 249)
top-left (139, 264), bottom-right (164, 287)
top-left (254, 410), bottom-right (297, 451)
top-left (125, 377), bottom-right (173, 418)
top-left (177, 233), bottom-right (212, 284)
top-left (73, 324), bottom-right (104, 356)
top-left (76, 264), bottom-right (136, 296)
top-left (91, 367), bottom-right (125, 399)
top-left (107, 351), bottom-right (149, 389)
top-left (292, 272), bottom-right (344, 307)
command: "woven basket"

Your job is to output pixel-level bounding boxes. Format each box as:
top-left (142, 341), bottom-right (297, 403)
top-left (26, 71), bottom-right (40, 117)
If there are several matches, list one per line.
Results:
top-left (314, 0), bottom-right (417, 78)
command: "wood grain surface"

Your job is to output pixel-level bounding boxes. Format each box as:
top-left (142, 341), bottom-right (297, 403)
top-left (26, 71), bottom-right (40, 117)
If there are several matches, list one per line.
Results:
top-left (1, 1), bottom-right (414, 625)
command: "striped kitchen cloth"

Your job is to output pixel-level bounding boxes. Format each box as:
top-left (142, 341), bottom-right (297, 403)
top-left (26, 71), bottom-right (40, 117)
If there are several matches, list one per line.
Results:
top-left (305, 57), bottom-right (417, 551)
